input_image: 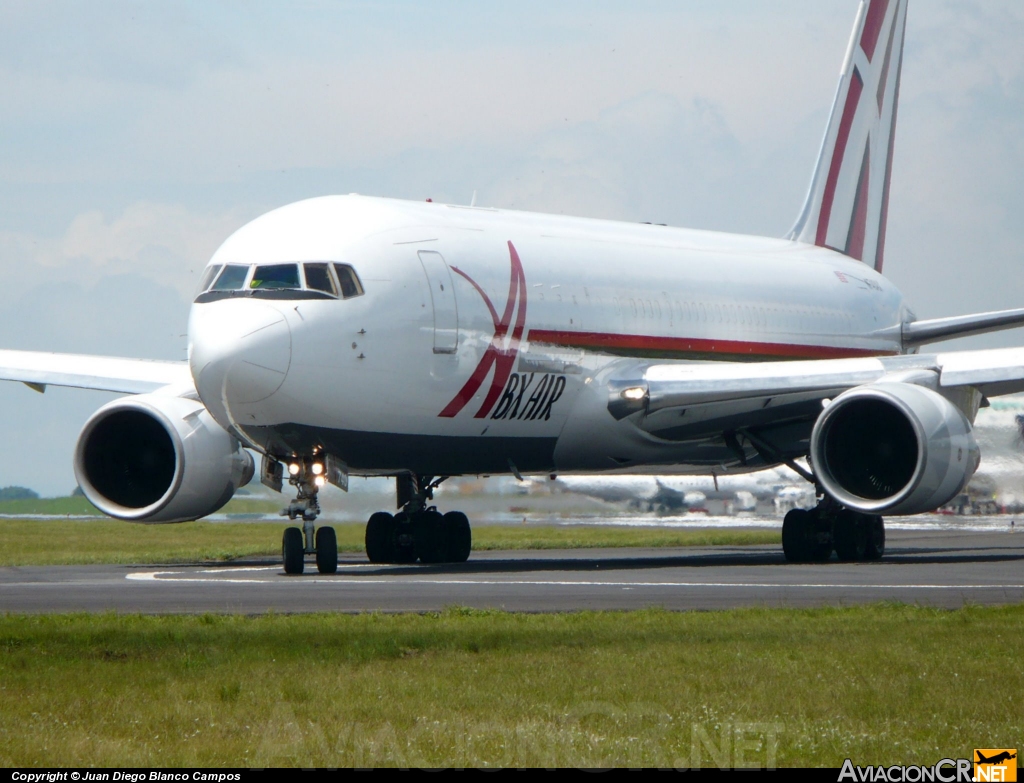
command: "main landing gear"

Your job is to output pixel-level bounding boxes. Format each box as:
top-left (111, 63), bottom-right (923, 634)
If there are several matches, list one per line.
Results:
top-left (728, 429), bottom-right (885, 565)
top-left (365, 475), bottom-right (472, 565)
top-left (275, 463), bottom-right (471, 573)
top-left (280, 458), bottom-right (337, 575)
top-left (782, 498), bottom-right (885, 563)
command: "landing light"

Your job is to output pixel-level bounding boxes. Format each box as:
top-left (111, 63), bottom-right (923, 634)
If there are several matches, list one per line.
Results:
top-left (314, 476), bottom-right (326, 487)
top-left (311, 462), bottom-right (324, 476)
top-left (288, 463), bottom-right (300, 476)
top-left (622, 387), bottom-right (646, 401)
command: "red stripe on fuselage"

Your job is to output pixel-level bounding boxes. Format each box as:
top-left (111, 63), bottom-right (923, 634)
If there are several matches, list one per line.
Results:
top-left (526, 330), bottom-right (892, 360)
top-left (860, 0), bottom-right (890, 62)
top-left (816, 68), bottom-right (864, 248)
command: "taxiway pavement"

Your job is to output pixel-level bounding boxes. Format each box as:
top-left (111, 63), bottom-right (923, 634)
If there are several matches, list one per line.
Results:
top-left (1, 529), bottom-right (1022, 613)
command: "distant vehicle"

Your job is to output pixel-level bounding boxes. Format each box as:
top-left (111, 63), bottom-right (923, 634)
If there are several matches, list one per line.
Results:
top-left (2, 0), bottom-right (1024, 572)
top-left (732, 492), bottom-right (758, 515)
top-left (775, 486), bottom-right (819, 517)
top-left (683, 491), bottom-right (708, 514)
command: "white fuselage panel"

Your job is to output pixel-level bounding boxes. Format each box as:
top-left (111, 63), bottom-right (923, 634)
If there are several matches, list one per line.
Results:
top-left (188, 195), bottom-right (907, 476)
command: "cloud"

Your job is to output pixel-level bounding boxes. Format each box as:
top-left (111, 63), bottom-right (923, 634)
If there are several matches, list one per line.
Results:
top-left (0, 202), bottom-right (253, 298)
top-left (0, 273), bottom-right (191, 495)
top-left (0, 2), bottom-right (852, 184)
top-left (881, 1), bottom-right (1024, 328)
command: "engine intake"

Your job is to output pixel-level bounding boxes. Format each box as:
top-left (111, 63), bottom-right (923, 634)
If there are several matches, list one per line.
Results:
top-left (75, 394), bottom-right (255, 523)
top-left (810, 382), bottom-right (979, 516)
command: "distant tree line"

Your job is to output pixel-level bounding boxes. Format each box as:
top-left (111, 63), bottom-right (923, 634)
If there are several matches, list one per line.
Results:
top-left (0, 486), bottom-right (40, 501)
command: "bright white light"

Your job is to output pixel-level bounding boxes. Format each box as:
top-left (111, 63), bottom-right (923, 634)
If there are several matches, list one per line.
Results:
top-left (314, 476), bottom-right (326, 487)
top-left (311, 463), bottom-right (324, 475)
top-left (622, 387), bottom-right (646, 401)
top-left (288, 463), bottom-right (300, 475)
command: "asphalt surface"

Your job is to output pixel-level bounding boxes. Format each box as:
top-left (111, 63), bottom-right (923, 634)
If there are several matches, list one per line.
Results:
top-left (1, 529), bottom-right (1022, 613)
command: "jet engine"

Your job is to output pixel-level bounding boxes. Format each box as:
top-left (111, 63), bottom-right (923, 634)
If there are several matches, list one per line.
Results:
top-left (74, 394), bottom-right (255, 523)
top-left (809, 382), bottom-right (979, 516)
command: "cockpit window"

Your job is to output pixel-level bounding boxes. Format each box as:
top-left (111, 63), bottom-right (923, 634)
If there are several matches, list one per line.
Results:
top-left (250, 264), bottom-right (300, 290)
top-left (303, 263), bottom-right (336, 296)
top-left (334, 263), bottom-right (364, 299)
top-left (211, 264), bottom-right (249, 291)
top-left (194, 261), bottom-right (363, 303)
top-left (197, 265), bottom-right (221, 294)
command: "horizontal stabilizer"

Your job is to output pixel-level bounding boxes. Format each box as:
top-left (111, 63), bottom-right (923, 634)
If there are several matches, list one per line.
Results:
top-left (902, 308), bottom-right (1024, 348)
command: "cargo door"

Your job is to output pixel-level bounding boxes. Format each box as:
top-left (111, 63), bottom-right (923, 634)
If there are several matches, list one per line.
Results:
top-left (418, 250), bottom-right (459, 354)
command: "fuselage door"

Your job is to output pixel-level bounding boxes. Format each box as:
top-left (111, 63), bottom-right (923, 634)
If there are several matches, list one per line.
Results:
top-left (418, 250), bottom-right (459, 354)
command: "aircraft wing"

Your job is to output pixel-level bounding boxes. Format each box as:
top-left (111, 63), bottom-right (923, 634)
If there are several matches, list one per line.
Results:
top-left (0, 349), bottom-right (192, 395)
top-left (607, 346), bottom-right (1024, 447)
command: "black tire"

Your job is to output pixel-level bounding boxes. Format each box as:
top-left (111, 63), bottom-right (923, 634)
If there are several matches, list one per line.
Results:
top-left (392, 513), bottom-right (418, 564)
top-left (834, 511), bottom-right (867, 562)
top-left (443, 511), bottom-right (472, 563)
top-left (809, 510), bottom-right (834, 562)
top-left (782, 509), bottom-right (814, 563)
top-left (365, 512), bottom-right (396, 563)
top-left (864, 516), bottom-right (885, 560)
top-left (282, 527), bottom-right (304, 575)
top-left (315, 526), bottom-right (338, 574)
top-left (413, 510), bottom-right (446, 564)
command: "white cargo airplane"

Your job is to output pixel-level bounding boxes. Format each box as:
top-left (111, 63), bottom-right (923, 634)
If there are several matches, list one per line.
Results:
top-left (3, 0), bottom-right (1024, 573)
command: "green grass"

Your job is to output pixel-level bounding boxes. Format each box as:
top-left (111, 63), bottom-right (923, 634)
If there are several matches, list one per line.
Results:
top-left (0, 495), bottom-right (104, 516)
top-left (0, 519), bottom-right (779, 566)
top-left (0, 605), bottom-right (1020, 767)
top-left (0, 495), bottom-right (280, 517)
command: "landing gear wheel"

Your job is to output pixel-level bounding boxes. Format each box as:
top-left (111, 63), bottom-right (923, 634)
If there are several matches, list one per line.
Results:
top-left (834, 511), bottom-right (868, 562)
top-left (414, 510), bottom-right (446, 564)
top-left (365, 512), bottom-right (396, 564)
top-left (864, 516), bottom-right (885, 560)
top-left (315, 526), bottom-right (337, 574)
top-left (811, 536), bottom-right (834, 562)
top-left (282, 527), bottom-right (304, 575)
top-left (392, 513), bottom-right (418, 564)
top-left (782, 509), bottom-right (816, 563)
top-left (443, 511), bottom-right (472, 563)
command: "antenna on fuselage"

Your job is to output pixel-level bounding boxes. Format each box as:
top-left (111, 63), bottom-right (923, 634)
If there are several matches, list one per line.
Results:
top-left (470, 190), bottom-right (478, 207)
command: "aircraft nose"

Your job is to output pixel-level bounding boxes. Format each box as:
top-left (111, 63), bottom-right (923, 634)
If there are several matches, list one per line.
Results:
top-left (189, 300), bottom-right (292, 411)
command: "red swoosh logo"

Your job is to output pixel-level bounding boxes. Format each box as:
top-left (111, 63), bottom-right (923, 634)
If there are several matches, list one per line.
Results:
top-left (439, 241), bottom-right (527, 418)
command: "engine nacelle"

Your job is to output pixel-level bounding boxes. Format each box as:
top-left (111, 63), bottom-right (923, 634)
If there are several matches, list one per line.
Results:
top-left (74, 394), bottom-right (255, 523)
top-left (810, 382), bottom-right (980, 516)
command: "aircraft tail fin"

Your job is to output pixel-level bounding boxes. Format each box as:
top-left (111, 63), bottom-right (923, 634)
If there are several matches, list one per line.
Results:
top-left (787, 0), bottom-right (908, 273)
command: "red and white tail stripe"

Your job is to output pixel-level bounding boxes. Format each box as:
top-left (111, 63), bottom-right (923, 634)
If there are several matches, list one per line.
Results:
top-left (788, 0), bottom-right (908, 273)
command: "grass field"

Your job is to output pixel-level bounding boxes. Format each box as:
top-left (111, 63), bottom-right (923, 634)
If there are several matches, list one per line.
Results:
top-left (0, 519), bottom-right (779, 566)
top-left (0, 605), bottom-right (1020, 767)
top-left (0, 494), bottom-right (282, 518)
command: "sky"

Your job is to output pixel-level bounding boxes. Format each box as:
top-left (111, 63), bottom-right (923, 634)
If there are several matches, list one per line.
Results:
top-left (0, 0), bottom-right (1022, 496)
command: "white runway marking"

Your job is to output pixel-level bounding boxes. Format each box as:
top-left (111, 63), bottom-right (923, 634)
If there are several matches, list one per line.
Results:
top-left (196, 563), bottom-right (382, 574)
top-left (124, 570), bottom-right (1024, 591)
top-left (198, 566), bottom-right (280, 573)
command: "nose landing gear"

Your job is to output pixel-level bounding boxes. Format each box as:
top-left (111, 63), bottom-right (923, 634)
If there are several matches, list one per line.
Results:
top-left (281, 458), bottom-right (323, 522)
top-left (364, 474), bottom-right (472, 565)
top-left (279, 458), bottom-right (337, 575)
